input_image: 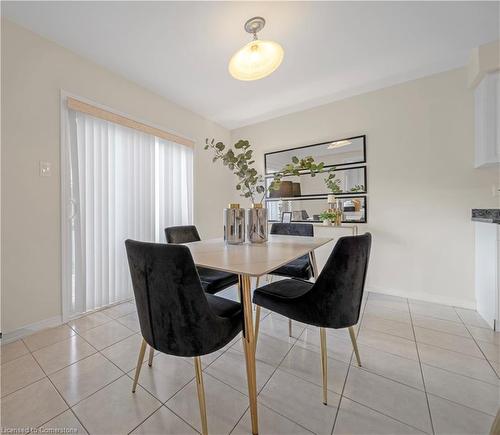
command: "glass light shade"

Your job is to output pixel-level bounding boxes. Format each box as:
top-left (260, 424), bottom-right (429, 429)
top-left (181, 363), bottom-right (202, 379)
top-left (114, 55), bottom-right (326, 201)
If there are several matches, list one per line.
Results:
top-left (229, 40), bottom-right (284, 81)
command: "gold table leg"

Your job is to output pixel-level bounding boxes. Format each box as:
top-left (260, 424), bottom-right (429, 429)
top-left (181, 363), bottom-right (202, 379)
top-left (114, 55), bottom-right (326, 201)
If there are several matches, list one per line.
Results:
top-left (239, 274), bottom-right (259, 435)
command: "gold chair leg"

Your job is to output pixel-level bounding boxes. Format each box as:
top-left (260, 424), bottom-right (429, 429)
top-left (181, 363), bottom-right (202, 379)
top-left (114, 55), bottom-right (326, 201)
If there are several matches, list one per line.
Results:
top-left (194, 356), bottom-right (208, 435)
top-left (148, 346), bottom-right (154, 367)
top-left (132, 338), bottom-right (147, 393)
top-left (320, 328), bottom-right (328, 405)
top-left (349, 326), bottom-right (362, 367)
top-left (254, 305), bottom-right (261, 348)
top-left (288, 318), bottom-right (292, 337)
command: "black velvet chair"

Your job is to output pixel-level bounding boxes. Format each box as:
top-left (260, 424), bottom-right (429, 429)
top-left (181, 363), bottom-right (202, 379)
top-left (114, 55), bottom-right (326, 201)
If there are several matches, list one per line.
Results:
top-left (253, 233), bottom-right (372, 405)
top-left (165, 225), bottom-right (239, 295)
top-left (125, 239), bottom-right (243, 435)
top-left (268, 223), bottom-right (314, 337)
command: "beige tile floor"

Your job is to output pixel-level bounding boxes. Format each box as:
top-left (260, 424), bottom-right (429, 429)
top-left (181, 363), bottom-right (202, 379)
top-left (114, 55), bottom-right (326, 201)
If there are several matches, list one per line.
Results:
top-left (1, 291), bottom-right (499, 434)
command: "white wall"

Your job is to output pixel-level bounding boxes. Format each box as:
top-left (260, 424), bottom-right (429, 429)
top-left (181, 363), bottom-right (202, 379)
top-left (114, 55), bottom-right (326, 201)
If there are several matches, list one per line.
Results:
top-left (1, 19), bottom-right (234, 334)
top-left (232, 67), bottom-right (499, 308)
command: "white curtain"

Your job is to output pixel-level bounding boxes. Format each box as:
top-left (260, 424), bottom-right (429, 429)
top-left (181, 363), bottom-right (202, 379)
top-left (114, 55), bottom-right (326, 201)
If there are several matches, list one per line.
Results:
top-left (66, 109), bottom-right (193, 316)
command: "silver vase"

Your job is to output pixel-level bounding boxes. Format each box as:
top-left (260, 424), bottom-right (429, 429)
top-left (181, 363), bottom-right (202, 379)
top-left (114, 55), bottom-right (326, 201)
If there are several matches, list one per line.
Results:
top-left (223, 204), bottom-right (245, 244)
top-left (247, 205), bottom-right (268, 243)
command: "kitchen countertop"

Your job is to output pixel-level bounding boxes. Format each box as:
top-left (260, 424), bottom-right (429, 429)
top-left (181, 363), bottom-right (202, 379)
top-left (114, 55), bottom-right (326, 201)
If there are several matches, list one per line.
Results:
top-left (472, 209), bottom-right (500, 224)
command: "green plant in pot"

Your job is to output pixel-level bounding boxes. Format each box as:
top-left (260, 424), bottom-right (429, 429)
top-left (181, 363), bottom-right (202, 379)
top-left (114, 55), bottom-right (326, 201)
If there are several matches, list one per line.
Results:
top-left (319, 209), bottom-right (342, 226)
top-left (319, 210), bottom-right (335, 226)
top-left (205, 138), bottom-right (325, 242)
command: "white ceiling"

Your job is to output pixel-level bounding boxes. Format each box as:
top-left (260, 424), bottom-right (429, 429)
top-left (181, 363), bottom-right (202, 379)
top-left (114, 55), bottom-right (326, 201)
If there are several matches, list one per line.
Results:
top-left (2, 1), bottom-right (499, 129)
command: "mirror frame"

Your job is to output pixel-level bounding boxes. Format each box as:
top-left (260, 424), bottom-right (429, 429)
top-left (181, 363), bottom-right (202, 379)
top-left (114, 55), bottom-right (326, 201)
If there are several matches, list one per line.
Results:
top-left (264, 134), bottom-right (366, 175)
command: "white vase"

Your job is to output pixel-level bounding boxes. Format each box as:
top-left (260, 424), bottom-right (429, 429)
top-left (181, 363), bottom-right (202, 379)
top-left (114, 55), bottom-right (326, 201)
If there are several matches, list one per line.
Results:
top-left (323, 219), bottom-right (332, 226)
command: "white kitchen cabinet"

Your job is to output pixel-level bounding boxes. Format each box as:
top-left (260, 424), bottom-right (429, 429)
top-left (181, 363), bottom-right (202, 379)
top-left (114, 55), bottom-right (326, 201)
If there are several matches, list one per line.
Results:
top-left (474, 71), bottom-right (500, 168)
top-left (475, 221), bottom-right (499, 329)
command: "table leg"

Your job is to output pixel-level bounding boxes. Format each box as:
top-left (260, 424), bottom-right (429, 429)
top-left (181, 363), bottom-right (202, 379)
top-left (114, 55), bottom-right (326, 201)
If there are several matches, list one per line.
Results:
top-left (239, 274), bottom-right (259, 434)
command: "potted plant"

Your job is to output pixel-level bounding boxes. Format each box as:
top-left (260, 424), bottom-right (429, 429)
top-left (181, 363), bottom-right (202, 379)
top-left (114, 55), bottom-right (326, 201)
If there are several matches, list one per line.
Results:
top-left (319, 209), bottom-right (342, 226)
top-left (204, 139), bottom-right (324, 242)
top-left (319, 210), bottom-right (335, 226)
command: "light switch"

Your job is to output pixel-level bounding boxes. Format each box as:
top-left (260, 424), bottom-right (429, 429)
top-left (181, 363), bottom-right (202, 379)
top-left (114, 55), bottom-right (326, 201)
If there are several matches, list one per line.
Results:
top-left (39, 161), bottom-right (51, 177)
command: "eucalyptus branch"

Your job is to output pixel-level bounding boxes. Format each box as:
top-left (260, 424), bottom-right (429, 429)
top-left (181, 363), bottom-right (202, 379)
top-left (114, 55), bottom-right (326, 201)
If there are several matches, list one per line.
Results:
top-left (258, 156), bottom-right (326, 204)
top-left (205, 138), bottom-right (331, 205)
top-left (204, 138), bottom-right (261, 204)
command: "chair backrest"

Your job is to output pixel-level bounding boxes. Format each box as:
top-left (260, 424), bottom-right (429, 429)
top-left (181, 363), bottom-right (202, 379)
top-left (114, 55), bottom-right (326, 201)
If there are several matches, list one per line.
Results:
top-left (165, 225), bottom-right (201, 244)
top-left (125, 239), bottom-right (239, 357)
top-left (270, 223), bottom-right (314, 237)
top-left (306, 233), bottom-right (372, 328)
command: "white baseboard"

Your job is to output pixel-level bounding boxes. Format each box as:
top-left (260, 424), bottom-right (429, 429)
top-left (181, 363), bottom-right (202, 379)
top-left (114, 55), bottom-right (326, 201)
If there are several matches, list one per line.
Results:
top-left (366, 286), bottom-right (476, 310)
top-left (2, 298), bottom-right (135, 344)
top-left (2, 315), bottom-right (63, 344)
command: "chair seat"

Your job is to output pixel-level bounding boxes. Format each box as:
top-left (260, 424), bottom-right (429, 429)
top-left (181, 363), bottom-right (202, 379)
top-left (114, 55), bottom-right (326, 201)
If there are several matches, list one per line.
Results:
top-left (253, 278), bottom-right (315, 324)
top-left (197, 267), bottom-right (239, 294)
top-left (270, 254), bottom-right (312, 280)
top-left (205, 293), bottom-right (242, 318)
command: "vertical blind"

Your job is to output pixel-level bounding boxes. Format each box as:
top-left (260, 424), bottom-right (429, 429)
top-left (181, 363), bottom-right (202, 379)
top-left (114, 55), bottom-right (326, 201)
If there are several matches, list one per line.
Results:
top-left (66, 109), bottom-right (193, 316)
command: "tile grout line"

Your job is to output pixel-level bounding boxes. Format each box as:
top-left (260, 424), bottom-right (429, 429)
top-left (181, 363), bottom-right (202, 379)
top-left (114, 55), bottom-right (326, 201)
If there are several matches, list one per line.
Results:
top-left (407, 298), bottom-right (435, 435)
top-left (418, 360), bottom-right (499, 387)
top-left (455, 309), bottom-right (500, 379)
top-left (228, 313), bottom-right (304, 435)
top-left (4, 296), bottom-right (498, 434)
top-left (129, 312), bottom-right (275, 435)
top-left (27, 340), bottom-right (92, 434)
top-left (424, 391), bottom-right (499, 418)
top-left (119, 310), bottom-right (242, 434)
top-left (22, 300), bottom-right (248, 434)
top-left (330, 294), bottom-right (368, 434)
top-left (340, 395), bottom-right (431, 434)
top-left (3, 303), bottom-right (155, 434)
top-left (160, 406), bottom-right (201, 435)
top-left (356, 322), bottom-right (497, 366)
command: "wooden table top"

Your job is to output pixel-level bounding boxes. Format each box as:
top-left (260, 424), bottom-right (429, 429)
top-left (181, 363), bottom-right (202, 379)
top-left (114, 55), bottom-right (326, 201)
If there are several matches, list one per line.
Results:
top-left (185, 235), bottom-right (333, 277)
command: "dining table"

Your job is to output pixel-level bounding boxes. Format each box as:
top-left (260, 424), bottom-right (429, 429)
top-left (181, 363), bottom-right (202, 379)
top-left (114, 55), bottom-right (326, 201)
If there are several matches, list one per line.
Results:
top-left (185, 234), bottom-right (333, 435)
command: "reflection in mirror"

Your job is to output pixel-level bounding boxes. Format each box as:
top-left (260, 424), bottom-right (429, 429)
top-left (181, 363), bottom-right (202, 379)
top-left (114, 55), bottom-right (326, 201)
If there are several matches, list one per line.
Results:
top-left (266, 166), bottom-right (366, 197)
top-left (266, 196), bottom-right (366, 223)
top-left (265, 136), bottom-right (365, 174)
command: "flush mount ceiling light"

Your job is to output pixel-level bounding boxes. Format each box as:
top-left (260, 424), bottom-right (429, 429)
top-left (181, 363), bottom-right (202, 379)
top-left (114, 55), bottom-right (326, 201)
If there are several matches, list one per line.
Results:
top-left (328, 140), bottom-right (352, 149)
top-left (229, 16), bottom-right (284, 81)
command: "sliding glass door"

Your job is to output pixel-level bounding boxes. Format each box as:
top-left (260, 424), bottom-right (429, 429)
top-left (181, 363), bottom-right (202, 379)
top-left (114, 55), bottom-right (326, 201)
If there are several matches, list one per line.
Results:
top-left (62, 104), bottom-right (193, 320)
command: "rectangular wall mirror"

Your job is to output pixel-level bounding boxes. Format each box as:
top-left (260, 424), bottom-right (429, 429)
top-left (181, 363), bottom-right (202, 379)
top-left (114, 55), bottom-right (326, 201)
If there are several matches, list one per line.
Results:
top-left (266, 196), bottom-right (367, 223)
top-left (266, 166), bottom-right (366, 197)
top-left (265, 135), bottom-right (366, 174)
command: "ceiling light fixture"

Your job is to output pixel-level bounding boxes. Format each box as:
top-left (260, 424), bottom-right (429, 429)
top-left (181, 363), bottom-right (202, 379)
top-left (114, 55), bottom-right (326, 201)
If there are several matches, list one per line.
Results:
top-left (229, 16), bottom-right (284, 81)
top-left (328, 140), bottom-right (352, 149)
